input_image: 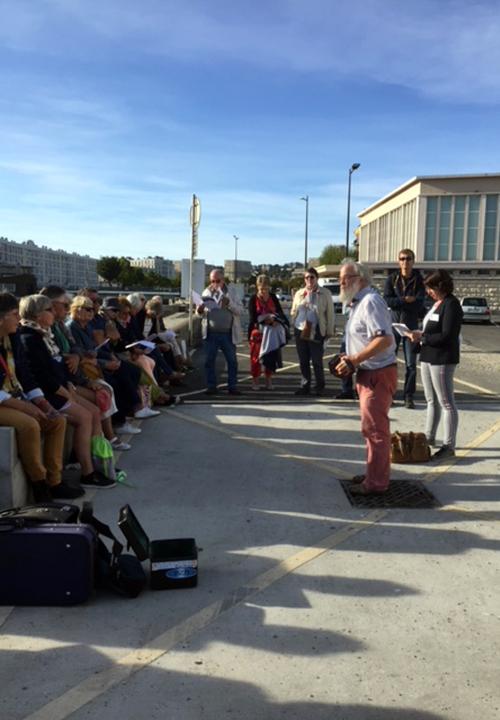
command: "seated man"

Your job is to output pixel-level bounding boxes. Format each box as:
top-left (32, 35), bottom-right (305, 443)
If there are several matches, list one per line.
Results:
top-left (0, 292), bottom-right (81, 501)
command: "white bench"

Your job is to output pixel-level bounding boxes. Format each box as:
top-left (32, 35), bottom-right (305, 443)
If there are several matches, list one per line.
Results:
top-left (0, 426), bottom-right (31, 509)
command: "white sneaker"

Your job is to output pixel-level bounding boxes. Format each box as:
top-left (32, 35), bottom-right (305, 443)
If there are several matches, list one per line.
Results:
top-left (114, 422), bottom-right (142, 435)
top-left (134, 407), bottom-right (161, 419)
top-left (110, 438), bottom-right (132, 451)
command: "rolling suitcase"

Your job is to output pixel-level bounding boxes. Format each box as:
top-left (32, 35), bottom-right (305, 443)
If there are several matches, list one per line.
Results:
top-left (0, 503), bottom-right (97, 606)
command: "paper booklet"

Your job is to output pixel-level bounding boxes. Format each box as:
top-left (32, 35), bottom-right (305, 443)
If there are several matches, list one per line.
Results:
top-left (95, 339), bottom-right (110, 350)
top-left (392, 323), bottom-right (412, 338)
top-left (125, 340), bottom-right (156, 352)
top-left (192, 289), bottom-right (218, 310)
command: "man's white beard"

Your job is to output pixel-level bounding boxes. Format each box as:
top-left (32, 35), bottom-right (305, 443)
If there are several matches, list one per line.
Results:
top-left (339, 281), bottom-right (361, 305)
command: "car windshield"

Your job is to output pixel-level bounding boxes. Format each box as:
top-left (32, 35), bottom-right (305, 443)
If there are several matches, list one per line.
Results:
top-left (463, 298), bottom-right (487, 307)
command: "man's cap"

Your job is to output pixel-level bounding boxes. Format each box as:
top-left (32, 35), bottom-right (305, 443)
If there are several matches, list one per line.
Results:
top-left (102, 297), bottom-right (121, 310)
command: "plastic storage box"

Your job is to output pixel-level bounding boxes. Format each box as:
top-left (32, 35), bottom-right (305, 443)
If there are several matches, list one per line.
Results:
top-left (118, 504), bottom-right (198, 590)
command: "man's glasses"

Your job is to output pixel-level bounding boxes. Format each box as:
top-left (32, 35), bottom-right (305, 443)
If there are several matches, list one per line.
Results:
top-left (211, 279), bottom-right (222, 284)
top-left (399, 256), bottom-right (413, 262)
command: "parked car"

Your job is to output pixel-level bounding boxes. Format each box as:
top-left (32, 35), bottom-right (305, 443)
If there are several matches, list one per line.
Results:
top-left (460, 296), bottom-right (491, 324)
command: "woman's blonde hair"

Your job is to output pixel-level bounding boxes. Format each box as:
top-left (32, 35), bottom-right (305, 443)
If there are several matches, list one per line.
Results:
top-left (256, 274), bottom-right (270, 288)
top-left (69, 295), bottom-right (94, 318)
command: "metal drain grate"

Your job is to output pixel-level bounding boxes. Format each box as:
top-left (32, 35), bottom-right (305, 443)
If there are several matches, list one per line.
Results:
top-left (340, 479), bottom-right (440, 509)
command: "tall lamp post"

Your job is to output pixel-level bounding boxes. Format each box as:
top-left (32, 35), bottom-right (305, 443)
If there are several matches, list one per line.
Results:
top-left (233, 235), bottom-right (239, 283)
top-left (345, 163), bottom-right (361, 258)
top-left (301, 195), bottom-right (309, 268)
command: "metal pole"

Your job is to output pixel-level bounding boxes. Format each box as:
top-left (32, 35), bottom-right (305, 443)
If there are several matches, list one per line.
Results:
top-left (233, 235), bottom-right (239, 283)
top-left (345, 163), bottom-right (360, 258)
top-left (301, 195), bottom-right (309, 267)
top-left (345, 172), bottom-right (352, 258)
top-left (189, 194), bottom-right (195, 347)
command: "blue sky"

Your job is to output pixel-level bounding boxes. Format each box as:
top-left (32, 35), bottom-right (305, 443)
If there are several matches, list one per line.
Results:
top-left (1, 0), bottom-right (500, 266)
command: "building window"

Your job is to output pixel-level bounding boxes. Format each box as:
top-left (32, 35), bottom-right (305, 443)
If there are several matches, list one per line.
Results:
top-left (466, 196), bottom-right (480, 261)
top-left (438, 197), bottom-right (452, 260)
top-left (483, 194), bottom-right (498, 261)
top-left (452, 196), bottom-right (465, 260)
top-left (424, 197), bottom-right (438, 260)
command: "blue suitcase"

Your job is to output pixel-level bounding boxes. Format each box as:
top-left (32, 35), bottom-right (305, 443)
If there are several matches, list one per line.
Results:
top-left (0, 512), bottom-right (96, 606)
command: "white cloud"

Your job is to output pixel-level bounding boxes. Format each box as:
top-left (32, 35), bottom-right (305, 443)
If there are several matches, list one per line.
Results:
top-left (2, 1), bottom-right (499, 103)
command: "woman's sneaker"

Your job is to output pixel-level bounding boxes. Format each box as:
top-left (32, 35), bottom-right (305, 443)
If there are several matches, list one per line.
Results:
top-left (80, 471), bottom-right (117, 489)
top-left (134, 407), bottom-right (161, 419)
top-left (110, 437), bottom-right (131, 451)
top-left (114, 422), bottom-right (142, 435)
top-left (433, 445), bottom-right (455, 461)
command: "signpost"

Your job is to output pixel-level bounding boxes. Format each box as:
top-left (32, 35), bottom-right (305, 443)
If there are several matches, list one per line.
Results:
top-left (189, 195), bottom-right (201, 347)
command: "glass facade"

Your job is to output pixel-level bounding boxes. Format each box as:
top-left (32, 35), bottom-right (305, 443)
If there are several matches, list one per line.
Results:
top-left (424, 194), bottom-right (499, 262)
top-left (483, 194), bottom-right (498, 261)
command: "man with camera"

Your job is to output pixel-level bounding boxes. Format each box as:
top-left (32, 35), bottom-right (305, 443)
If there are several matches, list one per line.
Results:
top-left (332, 262), bottom-right (397, 495)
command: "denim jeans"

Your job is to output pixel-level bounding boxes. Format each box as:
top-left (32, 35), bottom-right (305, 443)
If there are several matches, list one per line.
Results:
top-left (294, 329), bottom-right (325, 389)
top-left (394, 333), bottom-right (418, 398)
top-left (204, 332), bottom-right (238, 389)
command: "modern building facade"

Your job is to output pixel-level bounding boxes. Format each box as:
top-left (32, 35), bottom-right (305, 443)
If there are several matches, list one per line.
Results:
top-left (0, 238), bottom-right (98, 288)
top-left (129, 256), bottom-right (176, 279)
top-left (357, 174), bottom-right (500, 270)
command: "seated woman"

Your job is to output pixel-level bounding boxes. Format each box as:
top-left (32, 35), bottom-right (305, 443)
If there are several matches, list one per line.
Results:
top-left (248, 275), bottom-right (289, 390)
top-left (144, 296), bottom-right (192, 373)
top-left (0, 292), bottom-right (79, 501)
top-left (18, 294), bottom-right (116, 490)
top-left (68, 296), bottom-right (153, 428)
top-left (40, 286), bottom-right (129, 452)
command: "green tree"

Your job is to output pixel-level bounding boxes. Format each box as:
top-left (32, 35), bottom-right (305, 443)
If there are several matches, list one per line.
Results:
top-left (96, 256), bottom-right (122, 284)
top-left (318, 244), bottom-right (351, 265)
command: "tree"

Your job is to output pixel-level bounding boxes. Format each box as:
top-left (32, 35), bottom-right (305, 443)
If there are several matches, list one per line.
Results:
top-left (96, 256), bottom-right (122, 284)
top-left (318, 245), bottom-right (351, 266)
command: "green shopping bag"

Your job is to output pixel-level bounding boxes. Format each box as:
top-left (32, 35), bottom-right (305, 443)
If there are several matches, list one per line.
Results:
top-left (91, 436), bottom-right (117, 481)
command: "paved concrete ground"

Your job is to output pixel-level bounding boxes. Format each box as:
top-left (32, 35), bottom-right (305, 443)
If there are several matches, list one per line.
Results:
top-left (1, 333), bottom-right (500, 720)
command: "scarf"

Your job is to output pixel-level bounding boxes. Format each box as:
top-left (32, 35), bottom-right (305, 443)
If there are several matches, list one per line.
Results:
top-left (0, 335), bottom-right (23, 395)
top-left (20, 319), bottom-right (61, 358)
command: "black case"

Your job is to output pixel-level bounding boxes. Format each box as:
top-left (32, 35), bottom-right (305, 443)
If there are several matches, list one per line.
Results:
top-left (118, 504), bottom-right (197, 590)
top-left (0, 523), bottom-right (96, 605)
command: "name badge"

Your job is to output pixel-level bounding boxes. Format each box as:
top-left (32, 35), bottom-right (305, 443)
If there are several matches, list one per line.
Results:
top-left (429, 313), bottom-right (440, 322)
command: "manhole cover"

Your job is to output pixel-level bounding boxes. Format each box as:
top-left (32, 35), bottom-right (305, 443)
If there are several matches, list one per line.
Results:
top-left (340, 479), bottom-right (440, 508)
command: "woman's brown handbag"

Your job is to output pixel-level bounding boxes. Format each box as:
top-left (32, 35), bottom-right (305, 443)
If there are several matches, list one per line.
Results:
top-left (391, 431), bottom-right (430, 463)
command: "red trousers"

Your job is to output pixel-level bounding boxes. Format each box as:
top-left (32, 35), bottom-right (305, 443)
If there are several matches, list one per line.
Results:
top-left (356, 365), bottom-right (398, 492)
top-left (249, 331), bottom-right (272, 379)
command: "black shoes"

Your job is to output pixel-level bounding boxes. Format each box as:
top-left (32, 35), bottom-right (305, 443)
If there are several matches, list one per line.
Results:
top-left (314, 386), bottom-right (326, 397)
top-left (31, 482), bottom-right (53, 503)
top-left (80, 471), bottom-right (117, 489)
top-left (228, 388), bottom-right (242, 396)
top-left (404, 396), bottom-right (416, 409)
top-left (51, 482), bottom-right (85, 499)
top-left (294, 387), bottom-right (310, 396)
top-left (335, 391), bottom-right (356, 400)
top-left (205, 387), bottom-right (217, 395)
top-left (433, 445), bottom-right (455, 461)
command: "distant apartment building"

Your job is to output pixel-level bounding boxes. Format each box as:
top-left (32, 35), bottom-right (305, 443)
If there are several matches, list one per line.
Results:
top-left (224, 259), bottom-right (253, 281)
top-left (130, 256), bottom-right (175, 279)
top-left (0, 237), bottom-right (98, 288)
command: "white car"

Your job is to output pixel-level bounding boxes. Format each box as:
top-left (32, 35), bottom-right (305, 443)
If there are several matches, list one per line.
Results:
top-left (460, 297), bottom-right (491, 324)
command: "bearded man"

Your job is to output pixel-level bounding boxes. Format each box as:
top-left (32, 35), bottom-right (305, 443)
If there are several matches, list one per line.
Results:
top-left (335, 261), bottom-right (397, 495)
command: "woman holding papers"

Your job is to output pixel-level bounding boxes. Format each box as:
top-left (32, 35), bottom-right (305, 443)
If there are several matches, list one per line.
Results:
top-left (248, 275), bottom-right (288, 390)
top-left (408, 270), bottom-right (463, 461)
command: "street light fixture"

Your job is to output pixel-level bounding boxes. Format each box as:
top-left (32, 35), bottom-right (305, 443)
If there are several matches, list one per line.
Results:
top-left (345, 163), bottom-right (361, 258)
top-left (300, 195), bottom-right (309, 268)
top-left (233, 235), bottom-right (239, 283)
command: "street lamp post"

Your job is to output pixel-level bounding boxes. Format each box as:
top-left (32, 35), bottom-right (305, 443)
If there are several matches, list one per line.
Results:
top-left (233, 235), bottom-right (239, 283)
top-left (301, 195), bottom-right (309, 268)
top-left (345, 163), bottom-right (361, 258)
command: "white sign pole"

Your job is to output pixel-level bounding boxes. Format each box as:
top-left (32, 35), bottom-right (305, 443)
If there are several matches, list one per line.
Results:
top-left (189, 195), bottom-right (201, 347)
